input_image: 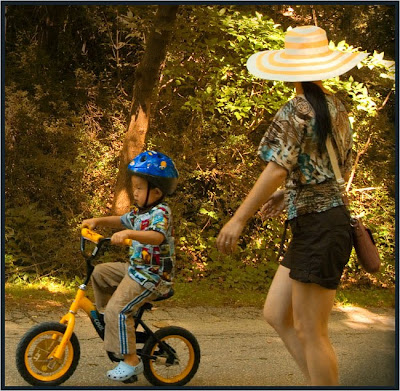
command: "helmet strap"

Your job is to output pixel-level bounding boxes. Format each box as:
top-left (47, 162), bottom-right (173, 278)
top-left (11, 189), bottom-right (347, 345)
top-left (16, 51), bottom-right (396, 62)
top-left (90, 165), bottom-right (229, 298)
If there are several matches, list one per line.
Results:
top-left (137, 183), bottom-right (165, 214)
top-left (144, 184), bottom-right (150, 208)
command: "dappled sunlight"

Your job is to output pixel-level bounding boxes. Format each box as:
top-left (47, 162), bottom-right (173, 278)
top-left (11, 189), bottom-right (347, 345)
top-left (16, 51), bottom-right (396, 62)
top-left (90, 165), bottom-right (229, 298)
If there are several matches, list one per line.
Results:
top-left (29, 300), bottom-right (65, 310)
top-left (336, 306), bottom-right (395, 331)
top-left (5, 282), bottom-right (75, 311)
top-left (23, 281), bottom-right (72, 295)
top-left (42, 281), bottom-right (69, 294)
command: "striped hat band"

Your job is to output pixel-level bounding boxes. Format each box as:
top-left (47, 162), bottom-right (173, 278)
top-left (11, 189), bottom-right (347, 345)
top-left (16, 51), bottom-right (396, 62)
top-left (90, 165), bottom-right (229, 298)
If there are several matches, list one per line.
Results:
top-left (246, 26), bottom-right (368, 82)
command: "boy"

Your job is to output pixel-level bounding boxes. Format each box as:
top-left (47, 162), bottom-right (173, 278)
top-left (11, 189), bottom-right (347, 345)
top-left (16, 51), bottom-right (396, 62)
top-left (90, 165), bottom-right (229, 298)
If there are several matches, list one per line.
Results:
top-left (82, 150), bottom-right (178, 382)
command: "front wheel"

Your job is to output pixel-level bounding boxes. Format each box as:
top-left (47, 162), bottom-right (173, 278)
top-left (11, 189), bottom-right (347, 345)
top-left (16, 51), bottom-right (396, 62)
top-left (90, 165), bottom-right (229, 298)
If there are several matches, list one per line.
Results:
top-left (16, 322), bottom-right (80, 386)
top-left (141, 326), bottom-right (200, 386)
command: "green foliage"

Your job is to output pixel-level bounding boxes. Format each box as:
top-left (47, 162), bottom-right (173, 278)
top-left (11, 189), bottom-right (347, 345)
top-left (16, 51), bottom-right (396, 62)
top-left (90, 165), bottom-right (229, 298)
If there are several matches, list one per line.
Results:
top-left (4, 5), bottom-right (141, 280)
top-left (5, 202), bottom-right (77, 282)
top-left (4, 5), bottom-right (396, 294)
top-left (151, 6), bottom-right (395, 290)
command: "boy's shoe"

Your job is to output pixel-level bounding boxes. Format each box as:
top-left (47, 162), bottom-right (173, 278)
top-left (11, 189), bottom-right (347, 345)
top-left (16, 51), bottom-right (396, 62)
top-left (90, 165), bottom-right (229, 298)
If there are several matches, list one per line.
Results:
top-left (106, 360), bottom-right (143, 381)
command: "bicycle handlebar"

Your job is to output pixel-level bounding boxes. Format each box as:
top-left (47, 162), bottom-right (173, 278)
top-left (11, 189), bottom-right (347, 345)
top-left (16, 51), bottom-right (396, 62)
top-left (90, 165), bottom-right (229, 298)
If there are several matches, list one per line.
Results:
top-left (81, 228), bottom-right (132, 246)
top-left (80, 228), bottom-right (132, 285)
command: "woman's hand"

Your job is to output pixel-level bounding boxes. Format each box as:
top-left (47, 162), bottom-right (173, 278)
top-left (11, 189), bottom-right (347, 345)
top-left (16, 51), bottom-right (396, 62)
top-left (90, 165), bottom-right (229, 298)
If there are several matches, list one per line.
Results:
top-left (216, 162), bottom-right (287, 255)
top-left (216, 218), bottom-right (246, 255)
top-left (260, 190), bottom-right (285, 219)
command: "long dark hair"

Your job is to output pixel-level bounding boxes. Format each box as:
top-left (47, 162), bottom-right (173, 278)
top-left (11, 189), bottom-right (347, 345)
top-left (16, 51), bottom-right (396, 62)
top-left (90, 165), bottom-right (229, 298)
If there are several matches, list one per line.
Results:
top-left (301, 82), bottom-right (332, 153)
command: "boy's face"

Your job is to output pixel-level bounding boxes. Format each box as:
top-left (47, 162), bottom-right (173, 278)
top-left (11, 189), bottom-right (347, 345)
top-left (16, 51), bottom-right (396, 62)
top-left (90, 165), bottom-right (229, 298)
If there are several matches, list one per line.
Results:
top-left (132, 176), bottom-right (162, 207)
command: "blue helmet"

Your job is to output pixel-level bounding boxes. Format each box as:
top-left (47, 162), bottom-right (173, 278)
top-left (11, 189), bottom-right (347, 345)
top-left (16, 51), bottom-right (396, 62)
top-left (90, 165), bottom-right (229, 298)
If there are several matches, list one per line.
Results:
top-left (128, 151), bottom-right (179, 195)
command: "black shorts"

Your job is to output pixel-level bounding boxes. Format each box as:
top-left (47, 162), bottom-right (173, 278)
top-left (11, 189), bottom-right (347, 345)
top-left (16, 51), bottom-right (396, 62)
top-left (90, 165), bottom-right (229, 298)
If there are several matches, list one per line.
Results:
top-left (281, 206), bottom-right (353, 290)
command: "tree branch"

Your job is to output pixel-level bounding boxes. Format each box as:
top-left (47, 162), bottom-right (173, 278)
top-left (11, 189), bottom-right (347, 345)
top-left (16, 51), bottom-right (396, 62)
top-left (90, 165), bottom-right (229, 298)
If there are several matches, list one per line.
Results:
top-left (346, 135), bottom-right (372, 193)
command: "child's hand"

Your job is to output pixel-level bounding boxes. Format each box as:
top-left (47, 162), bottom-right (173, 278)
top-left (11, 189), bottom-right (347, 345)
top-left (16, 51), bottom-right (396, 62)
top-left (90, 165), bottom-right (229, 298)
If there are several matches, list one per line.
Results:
top-left (82, 218), bottom-right (97, 230)
top-left (111, 230), bottom-right (132, 246)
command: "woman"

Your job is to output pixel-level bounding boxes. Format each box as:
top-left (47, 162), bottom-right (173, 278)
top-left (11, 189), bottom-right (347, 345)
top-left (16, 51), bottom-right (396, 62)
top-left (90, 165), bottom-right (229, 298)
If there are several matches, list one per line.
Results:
top-left (216, 26), bottom-right (367, 386)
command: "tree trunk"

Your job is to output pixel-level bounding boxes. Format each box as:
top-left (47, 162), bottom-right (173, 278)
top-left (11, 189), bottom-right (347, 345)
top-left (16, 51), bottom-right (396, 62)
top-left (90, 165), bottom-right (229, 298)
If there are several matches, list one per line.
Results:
top-left (112, 5), bottom-right (179, 215)
top-left (41, 5), bottom-right (68, 54)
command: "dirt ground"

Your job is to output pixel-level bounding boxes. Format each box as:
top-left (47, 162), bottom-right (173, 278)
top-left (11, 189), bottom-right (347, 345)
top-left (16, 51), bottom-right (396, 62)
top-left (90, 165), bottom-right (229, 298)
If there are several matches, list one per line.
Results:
top-left (3, 300), bottom-right (397, 388)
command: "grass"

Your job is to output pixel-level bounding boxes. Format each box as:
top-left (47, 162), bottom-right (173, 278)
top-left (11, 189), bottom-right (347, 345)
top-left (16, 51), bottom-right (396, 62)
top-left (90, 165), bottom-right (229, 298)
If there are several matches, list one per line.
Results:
top-left (4, 279), bottom-right (396, 311)
top-left (335, 286), bottom-right (396, 308)
top-left (168, 281), bottom-right (396, 309)
top-left (5, 282), bottom-right (77, 311)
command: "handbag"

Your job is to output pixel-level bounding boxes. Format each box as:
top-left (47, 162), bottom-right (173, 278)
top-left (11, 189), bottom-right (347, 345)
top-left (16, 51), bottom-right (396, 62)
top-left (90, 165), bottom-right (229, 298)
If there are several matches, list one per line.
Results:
top-left (326, 136), bottom-right (381, 273)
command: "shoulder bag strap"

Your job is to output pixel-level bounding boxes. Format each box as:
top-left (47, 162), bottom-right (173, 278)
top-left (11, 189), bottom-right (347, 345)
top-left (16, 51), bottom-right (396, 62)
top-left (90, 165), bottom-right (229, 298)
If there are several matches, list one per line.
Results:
top-left (326, 136), bottom-right (346, 191)
top-left (326, 136), bottom-right (349, 205)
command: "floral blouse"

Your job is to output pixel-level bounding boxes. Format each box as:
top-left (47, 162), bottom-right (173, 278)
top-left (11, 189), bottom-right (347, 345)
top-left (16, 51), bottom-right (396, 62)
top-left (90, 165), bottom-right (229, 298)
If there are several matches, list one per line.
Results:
top-left (258, 94), bottom-right (352, 220)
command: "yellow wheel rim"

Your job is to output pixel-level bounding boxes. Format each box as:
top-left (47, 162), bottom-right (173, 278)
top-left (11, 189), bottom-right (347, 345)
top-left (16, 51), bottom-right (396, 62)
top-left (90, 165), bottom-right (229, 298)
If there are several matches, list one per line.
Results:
top-left (149, 334), bottom-right (195, 384)
top-left (24, 330), bottom-right (74, 382)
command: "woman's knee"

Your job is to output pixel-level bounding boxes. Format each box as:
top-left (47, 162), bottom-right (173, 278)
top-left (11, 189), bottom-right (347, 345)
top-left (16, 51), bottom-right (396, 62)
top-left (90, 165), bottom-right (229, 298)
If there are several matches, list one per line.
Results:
top-left (292, 282), bottom-right (334, 343)
top-left (263, 304), bottom-right (276, 327)
top-left (292, 315), bottom-right (328, 345)
top-left (263, 265), bottom-right (293, 330)
top-left (263, 303), bottom-right (291, 331)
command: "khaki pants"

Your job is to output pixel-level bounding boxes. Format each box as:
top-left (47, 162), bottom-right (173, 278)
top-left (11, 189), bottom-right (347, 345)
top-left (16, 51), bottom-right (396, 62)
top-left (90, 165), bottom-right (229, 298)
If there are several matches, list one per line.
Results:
top-left (91, 262), bottom-right (158, 354)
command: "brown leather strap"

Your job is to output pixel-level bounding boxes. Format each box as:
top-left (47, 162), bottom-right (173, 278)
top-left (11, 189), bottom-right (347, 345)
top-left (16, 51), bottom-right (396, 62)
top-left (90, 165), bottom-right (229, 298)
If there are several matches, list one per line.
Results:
top-left (326, 136), bottom-right (346, 192)
top-left (326, 136), bottom-right (351, 206)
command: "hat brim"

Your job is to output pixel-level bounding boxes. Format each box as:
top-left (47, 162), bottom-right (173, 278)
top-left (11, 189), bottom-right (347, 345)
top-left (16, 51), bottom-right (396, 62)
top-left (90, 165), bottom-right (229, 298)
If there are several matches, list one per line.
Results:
top-left (246, 49), bottom-right (369, 82)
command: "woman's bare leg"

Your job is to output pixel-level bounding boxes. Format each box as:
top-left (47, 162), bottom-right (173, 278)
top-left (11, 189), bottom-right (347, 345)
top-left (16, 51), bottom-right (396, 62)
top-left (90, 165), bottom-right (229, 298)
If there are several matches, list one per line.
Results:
top-left (263, 265), bottom-right (310, 383)
top-left (292, 280), bottom-right (338, 386)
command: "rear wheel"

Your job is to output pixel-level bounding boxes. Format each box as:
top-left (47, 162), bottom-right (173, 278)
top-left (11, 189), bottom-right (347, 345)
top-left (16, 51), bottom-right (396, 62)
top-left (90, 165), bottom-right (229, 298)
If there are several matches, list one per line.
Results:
top-left (16, 322), bottom-right (80, 386)
top-left (141, 326), bottom-right (200, 386)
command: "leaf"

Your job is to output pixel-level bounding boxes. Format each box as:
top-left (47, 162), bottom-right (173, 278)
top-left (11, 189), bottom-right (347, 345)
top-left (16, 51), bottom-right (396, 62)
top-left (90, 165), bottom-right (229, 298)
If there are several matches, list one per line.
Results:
top-left (199, 208), bottom-right (218, 220)
top-left (234, 111), bottom-right (242, 120)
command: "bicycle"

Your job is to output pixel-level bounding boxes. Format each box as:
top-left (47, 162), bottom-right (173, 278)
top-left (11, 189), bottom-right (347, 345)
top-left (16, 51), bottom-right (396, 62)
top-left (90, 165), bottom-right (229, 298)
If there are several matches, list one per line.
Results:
top-left (15, 228), bottom-right (201, 387)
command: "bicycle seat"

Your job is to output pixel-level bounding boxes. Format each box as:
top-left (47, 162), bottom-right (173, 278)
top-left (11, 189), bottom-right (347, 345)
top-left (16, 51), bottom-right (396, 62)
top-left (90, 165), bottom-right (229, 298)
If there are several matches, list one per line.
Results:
top-left (139, 289), bottom-right (174, 312)
top-left (154, 288), bottom-right (174, 302)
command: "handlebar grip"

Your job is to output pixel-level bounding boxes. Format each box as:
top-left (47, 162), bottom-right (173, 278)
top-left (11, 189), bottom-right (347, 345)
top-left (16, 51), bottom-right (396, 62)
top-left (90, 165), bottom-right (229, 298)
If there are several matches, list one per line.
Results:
top-left (81, 228), bottom-right (132, 246)
top-left (81, 228), bottom-right (104, 244)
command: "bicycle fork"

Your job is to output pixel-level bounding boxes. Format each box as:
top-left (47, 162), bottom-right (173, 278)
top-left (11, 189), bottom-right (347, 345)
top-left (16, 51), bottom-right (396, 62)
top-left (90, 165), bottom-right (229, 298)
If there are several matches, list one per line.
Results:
top-left (52, 284), bottom-right (97, 360)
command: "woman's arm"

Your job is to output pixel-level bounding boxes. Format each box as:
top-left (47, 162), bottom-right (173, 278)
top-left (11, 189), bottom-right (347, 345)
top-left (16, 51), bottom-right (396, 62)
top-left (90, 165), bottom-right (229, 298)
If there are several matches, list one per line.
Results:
top-left (216, 161), bottom-right (287, 254)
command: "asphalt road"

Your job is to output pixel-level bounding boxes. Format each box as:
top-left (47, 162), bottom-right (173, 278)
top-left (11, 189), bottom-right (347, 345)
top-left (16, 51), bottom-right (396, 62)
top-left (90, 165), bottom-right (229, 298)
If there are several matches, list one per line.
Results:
top-left (3, 303), bottom-right (397, 388)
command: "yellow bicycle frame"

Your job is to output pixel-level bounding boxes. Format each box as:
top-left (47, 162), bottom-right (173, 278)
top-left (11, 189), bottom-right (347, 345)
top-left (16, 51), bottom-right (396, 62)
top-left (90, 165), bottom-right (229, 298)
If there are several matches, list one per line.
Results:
top-left (52, 285), bottom-right (95, 360)
top-left (51, 227), bottom-right (130, 361)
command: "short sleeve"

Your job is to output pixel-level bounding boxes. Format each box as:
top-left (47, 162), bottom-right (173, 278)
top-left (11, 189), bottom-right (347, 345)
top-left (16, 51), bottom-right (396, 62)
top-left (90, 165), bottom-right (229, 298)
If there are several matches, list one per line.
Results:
top-left (147, 205), bottom-right (170, 238)
top-left (258, 98), bottom-right (306, 174)
top-left (120, 209), bottom-right (138, 229)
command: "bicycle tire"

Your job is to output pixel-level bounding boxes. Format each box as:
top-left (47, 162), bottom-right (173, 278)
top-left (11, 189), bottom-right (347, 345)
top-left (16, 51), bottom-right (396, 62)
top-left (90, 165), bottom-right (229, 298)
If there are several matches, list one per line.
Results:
top-left (16, 321), bottom-right (80, 386)
top-left (141, 326), bottom-right (200, 386)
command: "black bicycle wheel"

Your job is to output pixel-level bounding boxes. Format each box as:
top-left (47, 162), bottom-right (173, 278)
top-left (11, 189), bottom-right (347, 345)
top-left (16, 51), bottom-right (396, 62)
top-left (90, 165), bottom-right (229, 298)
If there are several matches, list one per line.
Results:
top-left (141, 326), bottom-right (200, 386)
top-left (16, 321), bottom-right (80, 386)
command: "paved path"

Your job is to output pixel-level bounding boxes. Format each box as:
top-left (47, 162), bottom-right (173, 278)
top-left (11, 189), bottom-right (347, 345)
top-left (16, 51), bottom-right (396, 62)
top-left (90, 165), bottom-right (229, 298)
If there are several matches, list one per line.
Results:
top-left (3, 303), bottom-right (397, 388)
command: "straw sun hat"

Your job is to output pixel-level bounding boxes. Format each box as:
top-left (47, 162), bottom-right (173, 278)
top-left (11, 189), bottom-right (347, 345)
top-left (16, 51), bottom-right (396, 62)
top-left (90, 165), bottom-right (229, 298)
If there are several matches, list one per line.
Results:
top-left (246, 25), bottom-right (368, 82)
